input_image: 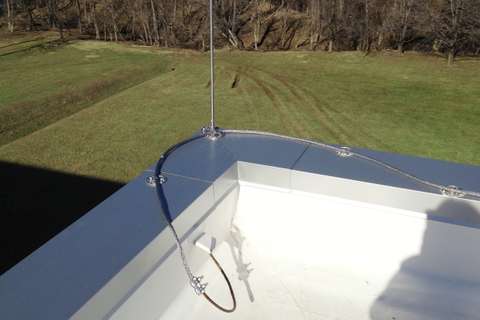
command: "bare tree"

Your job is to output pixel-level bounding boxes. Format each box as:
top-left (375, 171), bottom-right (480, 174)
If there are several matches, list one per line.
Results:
top-left (2, 0), bottom-right (480, 57)
top-left (363, 0), bottom-right (371, 52)
top-left (107, 0), bottom-right (119, 41)
top-left (252, 0), bottom-right (279, 50)
top-left (5, 0), bottom-right (16, 32)
top-left (216, 0), bottom-right (247, 49)
top-left (397, 0), bottom-right (414, 52)
top-left (75, 0), bottom-right (83, 33)
top-left (309, 0), bottom-right (321, 50)
top-left (150, 0), bottom-right (160, 45)
top-left (91, 1), bottom-right (101, 39)
top-left (430, 0), bottom-right (480, 64)
top-left (323, 0), bottom-right (343, 52)
top-left (17, 0), bottom-right (36, 31)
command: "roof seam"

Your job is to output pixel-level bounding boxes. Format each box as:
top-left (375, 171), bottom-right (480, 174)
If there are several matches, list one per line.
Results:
top-left (290, 143), bottom-right (312, 170)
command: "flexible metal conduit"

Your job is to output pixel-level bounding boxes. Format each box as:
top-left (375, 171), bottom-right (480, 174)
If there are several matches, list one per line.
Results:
top-left (152, 129), bottom-right (480, 313)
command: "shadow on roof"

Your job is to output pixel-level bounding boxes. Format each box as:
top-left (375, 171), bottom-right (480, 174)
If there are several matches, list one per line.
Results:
top-left (0, 161), bottom-right (124, 274)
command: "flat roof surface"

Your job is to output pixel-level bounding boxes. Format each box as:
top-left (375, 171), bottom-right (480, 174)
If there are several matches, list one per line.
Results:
top-left (1, 131), bottom-right (480, 320)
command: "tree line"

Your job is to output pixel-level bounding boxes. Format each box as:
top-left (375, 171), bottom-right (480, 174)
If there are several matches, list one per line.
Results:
top-left (1, 0), bottom-right (480, 63)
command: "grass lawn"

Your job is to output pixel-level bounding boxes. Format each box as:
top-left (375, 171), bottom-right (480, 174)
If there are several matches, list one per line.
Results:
top-left (1, 36), bottom-right (479, 183)
top-left (0, 34), bottom-right (172, 146)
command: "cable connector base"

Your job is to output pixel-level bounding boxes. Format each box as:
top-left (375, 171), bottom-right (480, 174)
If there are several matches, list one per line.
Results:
top-left (202, 126), bottom-right (224, 141)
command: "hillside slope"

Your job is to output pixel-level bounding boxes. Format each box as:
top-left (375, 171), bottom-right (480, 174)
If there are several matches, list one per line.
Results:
top-left (0, 37), bottom-right (172, 146)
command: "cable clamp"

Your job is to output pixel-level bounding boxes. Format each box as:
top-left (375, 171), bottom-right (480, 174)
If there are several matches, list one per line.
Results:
top-left (441, 185), bottom-right (465, 198)
top-left (337, 146), bottom-right (353, 158)
top-left (146, 174), bottom-right (167, 187)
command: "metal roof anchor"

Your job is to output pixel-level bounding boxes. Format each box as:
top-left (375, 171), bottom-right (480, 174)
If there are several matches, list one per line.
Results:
top-left (202, 126), bottom-right (224, 140)
top-left (146, 174), bottom-right (168, 187)
top-left (441, 185), bottom-right (466, 198)
top-left (337, 146), bottom-right (353, 158)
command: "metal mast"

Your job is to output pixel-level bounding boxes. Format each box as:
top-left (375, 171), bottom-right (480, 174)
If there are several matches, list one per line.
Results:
top-left (205, 0), bottom-right (222, 139)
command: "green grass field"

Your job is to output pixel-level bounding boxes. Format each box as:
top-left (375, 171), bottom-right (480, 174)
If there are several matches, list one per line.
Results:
top-left (1, 34), bottom-right (480, 183)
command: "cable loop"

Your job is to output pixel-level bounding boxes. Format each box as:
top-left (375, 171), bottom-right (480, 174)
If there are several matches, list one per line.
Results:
top-left (202, 253), bottom-right (237, 313)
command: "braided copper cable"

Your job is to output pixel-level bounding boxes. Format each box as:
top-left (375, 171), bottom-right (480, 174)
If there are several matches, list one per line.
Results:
top-left (202, 253), bottom-right (237, 313)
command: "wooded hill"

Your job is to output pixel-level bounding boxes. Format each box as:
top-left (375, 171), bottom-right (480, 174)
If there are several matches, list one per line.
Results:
top-left (1, 0), bottom-right (480, 63)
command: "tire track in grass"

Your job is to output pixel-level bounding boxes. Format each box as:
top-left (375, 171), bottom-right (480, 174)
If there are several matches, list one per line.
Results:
top-left (228, 64), bottom-right (326, 139)
top-left (221, 65), bottom-right (262, 130)
top-left (302, 85), bottom-right (391, 150)
top-left (242, 66), bottom-right (345, 144)
top-left (235, 73), bottom-right (261, 130)
top-left (221, 62), bottom-right (307, 137)
top-left (245, 64), bottom-right (318, 138)
top-left (253, 67), bottom-right (352, 145)
top-left (220, 61), bottom-right (387, 148)
top-left (257, 67), bottom-right (390, 149)
top-left (246, 71), bottom-right (311, 138)
top-left (326, 87), bottom-right (395, 150)
top-left (226, 66), bottom-right (291, 135)
top-left (251, 68), bottom-right (344, 144)
top-left (248, 70), bottom-right (320, 140)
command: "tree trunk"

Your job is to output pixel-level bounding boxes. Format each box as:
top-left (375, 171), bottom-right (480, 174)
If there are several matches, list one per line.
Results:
top-left (227, 29), bottom-right (242, 49)
top-left (146, 22), bottom-right (153, 45)
top-left (131, 13), bottom-right (136, 41)
top-left (377, 32), bottom-right (384, 50)
top-left (75, 0), bottom-right (83, 33)
top-left (58, 18), bottom-right (64, 41)
top-left (84, 0), bottom-right (89, 23)
top-left (27, 8), bottom-right (34, 31)
top-left (47, 0), bottom-right (56, 28)
top-left (398, 4), bottom-right (410, 53)
top-left (142, 22), bottom-right (148, 45)
top-left (92, 4), bottom-right (100, 40)
top-left (113, 24), bottom-right (118, 42)
top-left (6, 0), bottom-right (15, 32)
top-left (150, 0), bottom-right (160, 45)
top-left (108, 4), bottom-right (118, 41)
top-left (447, 49), bottom-right (455, 65)
top-left (338, 0), bottom-right (344, 14)
top-left (232, 0), bottom-right (237, 31)
top-left (310, 0), bottom-right (318, 50)
top-left (364, 0), bottom-right (370, 52)
top-left (164, 26), bottom-right (169, 47)
top-left (328, 39), bottom-right (334, 52)
top-left (254, 0), bottom-right (260, 50)
top-left (173, 0), bottom-right (177, 24)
